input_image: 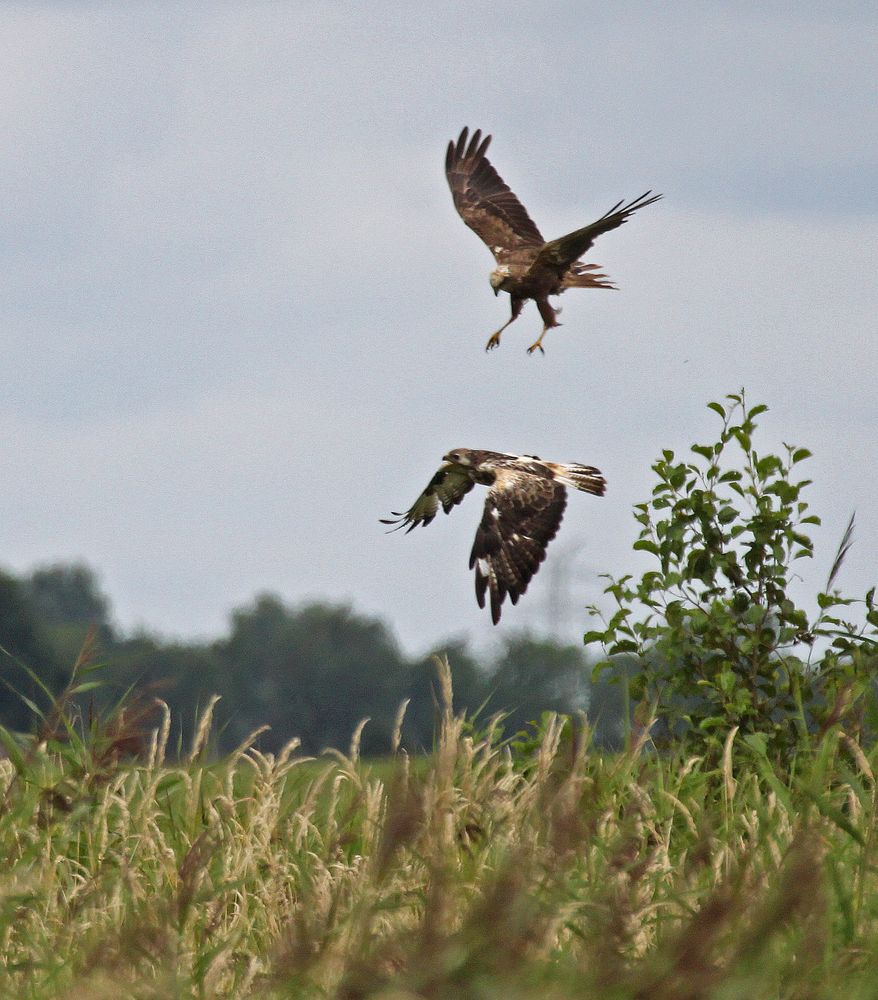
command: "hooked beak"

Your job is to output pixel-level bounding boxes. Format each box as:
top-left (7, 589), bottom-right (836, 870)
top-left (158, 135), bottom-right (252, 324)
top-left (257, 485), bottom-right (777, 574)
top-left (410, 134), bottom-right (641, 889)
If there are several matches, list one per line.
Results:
top-left (493, 288), bottom-right (499, 296)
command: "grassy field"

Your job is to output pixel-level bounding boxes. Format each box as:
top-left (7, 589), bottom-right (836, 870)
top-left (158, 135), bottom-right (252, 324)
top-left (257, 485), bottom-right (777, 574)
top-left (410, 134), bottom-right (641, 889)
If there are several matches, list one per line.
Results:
top-left (2, 656), bottom-right (878, 999)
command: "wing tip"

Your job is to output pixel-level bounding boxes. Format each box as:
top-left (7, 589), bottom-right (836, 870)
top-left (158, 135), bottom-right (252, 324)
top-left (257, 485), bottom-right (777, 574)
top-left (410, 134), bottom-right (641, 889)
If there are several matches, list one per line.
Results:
top-left (474, 569), bottom-right (487, 609)
top-left (448, 126), bottom-right (492, 166)
top-left (379, 516), bottom-right (407, 534)
top-left (597, 189), bottom-right (664, 225)
top-left (380, 512), bottom-right (436, 534)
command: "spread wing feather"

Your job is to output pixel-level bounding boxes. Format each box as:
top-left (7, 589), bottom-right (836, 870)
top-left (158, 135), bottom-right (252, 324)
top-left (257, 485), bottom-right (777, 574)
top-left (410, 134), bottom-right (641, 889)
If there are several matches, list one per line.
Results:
top-left (381, 463), bottom-right (474, 533)
top-left (528, 191), bottom-right (663, 277)
top-left (469, 470), bottom-right (567, 624)
top-left (446, 127), bottom-right (544, 263)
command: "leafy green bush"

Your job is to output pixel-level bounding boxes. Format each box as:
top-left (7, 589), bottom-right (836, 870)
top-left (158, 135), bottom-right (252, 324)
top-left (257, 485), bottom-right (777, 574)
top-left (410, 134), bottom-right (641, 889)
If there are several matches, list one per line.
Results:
top-left (586, 392), bottom-right (878, 756)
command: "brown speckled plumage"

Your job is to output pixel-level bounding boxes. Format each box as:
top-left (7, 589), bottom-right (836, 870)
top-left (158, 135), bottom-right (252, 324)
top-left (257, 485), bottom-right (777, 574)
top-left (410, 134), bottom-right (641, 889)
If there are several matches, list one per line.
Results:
top-left (383, 449), bottom-right (605, 624)
top-left (446, 128), bottom-right (662, 354)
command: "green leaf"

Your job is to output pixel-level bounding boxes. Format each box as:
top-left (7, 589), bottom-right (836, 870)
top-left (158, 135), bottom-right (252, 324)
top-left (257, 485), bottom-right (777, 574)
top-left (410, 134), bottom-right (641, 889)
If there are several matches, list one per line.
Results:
top-left (731, 591), bottom-right (749, 613)
top-left (717, 670), bottom-right (736, 694)
top-left (632, 539), bottom-right (659, 555)
top-left (766, 481), bottom-right (798, 503)
top-left (18, 695), bottom-right (44, 720)
top-left (69, 681), bottom-right (105, 696)
top-left (591, 661), bottom-right (611, 682)
top-left (583, 630), bottom-right (606, 646)
top-left (608, 640), bottom-right (638, 655)
top-left (668, 467), bottom-right (687, 490)
top-left (792, 448), bottom-right (812, 464)
top-left (707, 401), bottom-right (726, 417)
top-left (755, 455), bottom-right (782, 480)
top-left (744, 604), bottom-right (767, 624)
top-left (697, 715), bottom-right (729, 731)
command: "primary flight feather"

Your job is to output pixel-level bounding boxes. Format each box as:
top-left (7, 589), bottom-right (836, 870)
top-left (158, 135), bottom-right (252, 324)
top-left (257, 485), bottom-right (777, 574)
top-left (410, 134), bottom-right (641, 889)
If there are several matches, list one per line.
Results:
top-left (446, 127), bottom-right (662, 354)
top-left (382, 449), bottom-right (605, 624)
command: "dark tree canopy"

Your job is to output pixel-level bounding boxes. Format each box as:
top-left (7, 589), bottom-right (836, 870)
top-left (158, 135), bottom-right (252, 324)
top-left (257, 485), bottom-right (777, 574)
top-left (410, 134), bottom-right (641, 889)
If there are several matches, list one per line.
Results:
top-left (0, 570), bottom-right (68, 730)
top-left (27, 564), bottom-right (112, 628)
top-left (0, 562), bottom-right (622, 753)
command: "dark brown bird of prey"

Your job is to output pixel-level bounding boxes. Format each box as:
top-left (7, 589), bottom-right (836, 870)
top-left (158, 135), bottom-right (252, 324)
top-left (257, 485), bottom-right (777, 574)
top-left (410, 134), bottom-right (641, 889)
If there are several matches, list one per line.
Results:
top-left (382, 449), bottom-right (605, 624)
top-left (446, 127), bottom-right (662, 354)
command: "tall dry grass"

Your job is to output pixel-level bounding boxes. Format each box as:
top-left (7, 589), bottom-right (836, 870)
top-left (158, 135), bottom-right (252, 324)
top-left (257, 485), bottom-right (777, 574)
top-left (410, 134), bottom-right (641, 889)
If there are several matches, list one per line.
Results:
top-left (1, 655), bottom-right (877, 998)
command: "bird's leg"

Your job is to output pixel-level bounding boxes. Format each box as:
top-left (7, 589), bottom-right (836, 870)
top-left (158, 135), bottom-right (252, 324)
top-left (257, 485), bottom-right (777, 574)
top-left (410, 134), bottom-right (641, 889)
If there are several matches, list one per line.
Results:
top-left (486, 297), bottom-right (524, 351)
top-left (485, 320), bottom-right (513, 351)
top-left (527, 299), bottom-right (561, 355)
top-left (526, 331), bottom-right (548, 355)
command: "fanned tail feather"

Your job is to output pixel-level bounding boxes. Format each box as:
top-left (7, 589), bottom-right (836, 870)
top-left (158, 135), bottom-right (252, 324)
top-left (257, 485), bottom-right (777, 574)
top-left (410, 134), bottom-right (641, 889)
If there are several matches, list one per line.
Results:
top-left (556, 464), bottom-right (606, 496)
top-left (562, 263), bottom-right (615, 290)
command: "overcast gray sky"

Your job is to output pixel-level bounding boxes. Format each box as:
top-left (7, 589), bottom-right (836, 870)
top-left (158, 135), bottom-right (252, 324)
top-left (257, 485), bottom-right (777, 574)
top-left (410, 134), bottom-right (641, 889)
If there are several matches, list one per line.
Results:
top-left (1, 3), bottom-right (876, 654)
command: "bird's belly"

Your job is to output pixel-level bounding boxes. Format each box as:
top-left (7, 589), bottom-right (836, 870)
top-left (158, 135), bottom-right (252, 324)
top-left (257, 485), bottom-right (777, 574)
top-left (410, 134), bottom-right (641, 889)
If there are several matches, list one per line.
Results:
top-left (508, 272), bottom-right (562, 299)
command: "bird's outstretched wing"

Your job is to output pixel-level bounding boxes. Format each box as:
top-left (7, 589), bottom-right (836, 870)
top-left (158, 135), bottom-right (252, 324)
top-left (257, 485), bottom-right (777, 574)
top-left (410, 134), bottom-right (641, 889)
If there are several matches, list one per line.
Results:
top-left (381, 463), bottom-right (474, 533)
top-left (469, 467), bottom-right (567, 624)
top-left (528, 191), bottom-right (663, 277)
top-left (445, 127), bottom-right (544, 263)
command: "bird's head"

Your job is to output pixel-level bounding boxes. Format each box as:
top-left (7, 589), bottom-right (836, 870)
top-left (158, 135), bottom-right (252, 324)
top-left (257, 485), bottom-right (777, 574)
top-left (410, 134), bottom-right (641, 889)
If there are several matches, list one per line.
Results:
top-left (489, 267), bottom-right (510, 294)
top-left (443, 449), bottom-right (473, 467)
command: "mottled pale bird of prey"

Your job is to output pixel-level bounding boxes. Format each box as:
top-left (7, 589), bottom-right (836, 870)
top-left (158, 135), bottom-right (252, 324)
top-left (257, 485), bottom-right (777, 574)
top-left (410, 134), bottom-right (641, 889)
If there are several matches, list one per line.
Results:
top-left (446, 127), bottom-right (662, 354)
top-left (382, 449), bottom-right (606, 624)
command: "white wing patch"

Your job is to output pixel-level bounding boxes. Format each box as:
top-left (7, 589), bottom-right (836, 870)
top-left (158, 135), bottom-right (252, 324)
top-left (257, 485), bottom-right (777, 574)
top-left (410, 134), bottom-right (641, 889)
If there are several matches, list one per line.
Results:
top-left (389, 448), bottom-right (604, 626)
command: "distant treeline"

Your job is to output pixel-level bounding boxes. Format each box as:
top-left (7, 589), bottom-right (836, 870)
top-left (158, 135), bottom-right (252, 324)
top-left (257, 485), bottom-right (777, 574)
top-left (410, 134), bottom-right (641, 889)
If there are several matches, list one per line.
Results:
top-left (0, 563), bottom-right (626, 755)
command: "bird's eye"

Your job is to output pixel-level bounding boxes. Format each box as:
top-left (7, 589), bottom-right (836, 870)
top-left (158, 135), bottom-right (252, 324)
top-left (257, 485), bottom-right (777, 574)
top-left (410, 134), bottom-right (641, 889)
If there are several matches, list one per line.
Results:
top-left (449, 453), bottom-right (459, 462)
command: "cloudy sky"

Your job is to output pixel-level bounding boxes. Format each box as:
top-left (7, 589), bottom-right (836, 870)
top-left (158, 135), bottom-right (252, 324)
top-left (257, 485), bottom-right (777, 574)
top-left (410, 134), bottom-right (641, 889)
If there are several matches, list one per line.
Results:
top-left (2, 3), bottom-right (876, 654)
